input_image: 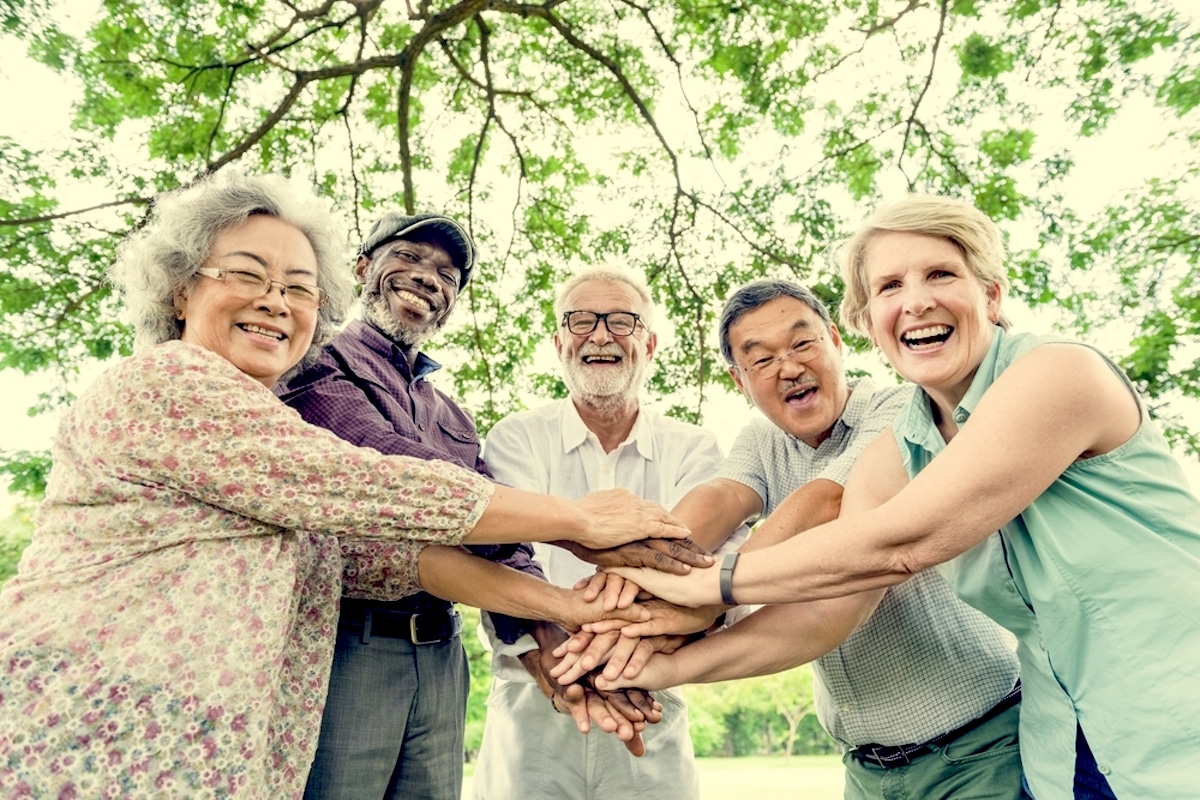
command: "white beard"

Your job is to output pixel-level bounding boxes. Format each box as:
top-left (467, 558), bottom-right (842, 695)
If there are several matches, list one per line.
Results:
top-left (362, 290), bottom-right (439, 349)
top-left (561, 343), bottom-right (647, 409)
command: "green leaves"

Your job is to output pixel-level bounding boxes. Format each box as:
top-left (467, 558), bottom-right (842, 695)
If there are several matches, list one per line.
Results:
top-left (1, 0), bottom-right (1198, 493)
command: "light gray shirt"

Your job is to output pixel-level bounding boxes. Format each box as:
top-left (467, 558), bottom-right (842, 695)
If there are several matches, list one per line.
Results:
top-left (719, 378), bottom-right (1020, 748)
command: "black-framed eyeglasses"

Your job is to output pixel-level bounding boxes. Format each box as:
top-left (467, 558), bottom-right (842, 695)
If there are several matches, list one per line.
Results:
top-left (196, 266), bottom-right (325, 308)
top-left (561, 310), bottom-right (643, 337)
top-left (737, 335), bottom-right (825, 379)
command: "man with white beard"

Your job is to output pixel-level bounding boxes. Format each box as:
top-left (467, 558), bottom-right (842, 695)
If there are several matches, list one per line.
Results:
top-left (472, 266), bottom-right (746, 799)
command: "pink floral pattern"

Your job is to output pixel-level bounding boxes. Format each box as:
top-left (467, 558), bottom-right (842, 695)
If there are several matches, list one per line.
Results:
top-left (0, 341), bottom-right (492, 798)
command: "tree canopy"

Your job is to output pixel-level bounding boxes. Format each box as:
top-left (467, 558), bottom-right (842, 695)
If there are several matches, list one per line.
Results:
top-left (2, 0), bottom-right (1198, 492)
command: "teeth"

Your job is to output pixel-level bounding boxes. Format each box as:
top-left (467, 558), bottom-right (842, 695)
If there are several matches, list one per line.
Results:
top-left (241, 324), bottom-right (285, 340)
top-left (397, 290), bottom-right (431, 311)
top-left (583, 356), bottom-right (620, 364)
top-left (903, 325), bottom-right (951, 343)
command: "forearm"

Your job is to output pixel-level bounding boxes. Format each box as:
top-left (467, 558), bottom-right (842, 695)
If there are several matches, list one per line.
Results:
top-left (740, 479), bottom-right (842, 553)
top-left (418, 545), bottom-right (572, 622)
top-left (661, 592), bottom-right (883, 684)
top-left (465, 485), bottom-right (588, 545)
top-left (670, 479), bottom-right (760, 552)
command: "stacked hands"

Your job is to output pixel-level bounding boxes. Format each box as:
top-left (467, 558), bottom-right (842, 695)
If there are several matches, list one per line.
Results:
top-left (529, 529), bottom-right (726, 757)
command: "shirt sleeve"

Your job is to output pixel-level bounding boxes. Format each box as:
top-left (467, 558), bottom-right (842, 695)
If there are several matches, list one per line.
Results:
top-left (817, 386), bottom-right (911, 486)
top-left (717, 419), bottom-right (771, 510)
top-left (280, 350), bottom-right (545, 607)
top-left (73, 343), bottom-right (493, 545)
top-left (478, 413), bottom-right (556, 653)
top-left (672, 424), bottom-right (752, 552)
top-left (280, 365), bottom-right (495, 476)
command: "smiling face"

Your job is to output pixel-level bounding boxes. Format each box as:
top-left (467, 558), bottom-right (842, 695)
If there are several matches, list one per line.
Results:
top-left (554, 279), bottom-right (657, 408)
top-left (176, 215), bottom-right (319, 387)
top-left (863, 230), bottom-right (1002, 411)
top-left (728, 296), bottom-right (849, 448)
top-left (357, 235), bottom-right (460, 348)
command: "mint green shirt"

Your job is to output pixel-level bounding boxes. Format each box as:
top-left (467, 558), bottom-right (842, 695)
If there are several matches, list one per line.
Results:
top-left (894, 327), bottom-right (1200, 800)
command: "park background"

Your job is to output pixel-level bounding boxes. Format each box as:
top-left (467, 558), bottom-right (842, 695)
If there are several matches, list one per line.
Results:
top-left (2, 0), bottom-right (1198, 794)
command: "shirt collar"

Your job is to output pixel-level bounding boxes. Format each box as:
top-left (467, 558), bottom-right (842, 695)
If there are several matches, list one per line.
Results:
top-left (351, 319), bottom-right (442, 382)
top-left (898, 324), bottom-right (1007, 450)
top-left (559, 398), bottom-right (654, 460)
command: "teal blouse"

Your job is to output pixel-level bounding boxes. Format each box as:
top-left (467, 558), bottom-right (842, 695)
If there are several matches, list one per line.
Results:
top-left (893, 327), bottom-right (1200, 799)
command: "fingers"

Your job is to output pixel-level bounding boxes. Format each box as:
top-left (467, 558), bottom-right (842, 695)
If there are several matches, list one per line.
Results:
top-left (598, 632), bottom-right (645, 681)
top-left (557, 682), bottom-right (591, 734)
top-left (646, 509), bottom-right (690, 540)
top-left (601, 574), bottom-right (629, 611)
top-left (616, 577), bottom-right (641, 609)
top-left (575, 571), bottom-right (610, 602)
top-left (583, 688), bottom-right (624, 736)
top-left (646, 538), bottom-right (714, 573)
top-left (554, 629), bottom-right (594, 657)
top-left (620, 688), bottom-right (663, 724)
top-left (612, 637), bottom-right (657, 681)
top-left (622, 730), bottom-right (647, 757)
top-left (551, 630), bottom-right (621, 684)
top-left (582, 617), bottom-right (634, 635)
top-left (598, 687), bottom-right (646, 726)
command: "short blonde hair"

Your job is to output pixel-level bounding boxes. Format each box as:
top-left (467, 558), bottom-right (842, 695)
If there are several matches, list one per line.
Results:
top-left (837, 194), bottom-right (1011, 335)
top-left (109, 171), bottom-right (355, 368)
top-left (554, 265), bottom-right (656, 331)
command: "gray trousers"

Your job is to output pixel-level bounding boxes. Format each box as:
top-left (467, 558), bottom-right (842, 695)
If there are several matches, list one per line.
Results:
top-left (304, 625), bottom-right (469, 800)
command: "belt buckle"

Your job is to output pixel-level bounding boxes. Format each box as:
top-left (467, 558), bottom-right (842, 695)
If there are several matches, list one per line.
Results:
top-left (409, 611), bottom-right (460, 645)
top-left (409, 612), bottom-right (440, 646)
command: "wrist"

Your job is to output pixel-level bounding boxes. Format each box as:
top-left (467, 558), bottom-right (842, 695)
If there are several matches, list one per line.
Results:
top-left (719, 552), bottom-right (739, 606)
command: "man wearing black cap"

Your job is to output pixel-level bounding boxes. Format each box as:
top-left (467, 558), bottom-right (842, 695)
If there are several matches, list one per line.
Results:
top-left (277, 212), bottom-right (543, 800)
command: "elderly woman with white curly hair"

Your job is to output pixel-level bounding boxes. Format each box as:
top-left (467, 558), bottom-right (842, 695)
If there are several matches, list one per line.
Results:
top-left (0, 171), bottom-right (685, 798)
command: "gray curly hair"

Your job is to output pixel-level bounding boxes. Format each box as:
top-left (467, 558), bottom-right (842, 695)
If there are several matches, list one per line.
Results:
top-left (109, 171), bottom-right (355, 369)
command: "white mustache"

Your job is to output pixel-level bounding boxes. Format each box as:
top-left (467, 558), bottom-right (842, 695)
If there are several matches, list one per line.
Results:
top-left (578, 344), bottom-right (624, 358)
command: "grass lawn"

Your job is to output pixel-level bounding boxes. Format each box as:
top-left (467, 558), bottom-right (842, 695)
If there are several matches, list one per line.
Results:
top-left (463, 754), bottom-right (845, 799)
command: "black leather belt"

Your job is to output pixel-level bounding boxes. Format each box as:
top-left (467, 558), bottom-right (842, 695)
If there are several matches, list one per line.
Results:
top-left (339, 603), bottom-right (462, 646)
top-left (850, 682), bottom-right (1021, 769)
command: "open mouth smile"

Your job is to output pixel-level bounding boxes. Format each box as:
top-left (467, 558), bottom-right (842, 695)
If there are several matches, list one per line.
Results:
top-left (901, 324), bottom-right (952, 350)
top-left (783, 383), bottom-right (817, 403)
top-left (395, 289), bottom-right (433, 312)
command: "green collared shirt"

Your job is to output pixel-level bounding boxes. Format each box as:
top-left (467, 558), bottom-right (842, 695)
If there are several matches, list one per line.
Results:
top-left (895, 327), bottom-right (1200, 799)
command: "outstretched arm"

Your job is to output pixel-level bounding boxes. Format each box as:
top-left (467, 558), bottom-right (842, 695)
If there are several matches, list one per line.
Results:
top-left (595, 435), bottom-right (898, 689)
top-left (613, 344), bottom-right (1141, 606)
top-left (417, 545), bottom-right (650, 629)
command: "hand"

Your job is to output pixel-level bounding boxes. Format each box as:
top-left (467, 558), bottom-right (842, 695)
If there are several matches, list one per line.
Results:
top-left (550, 627), bottom-right (690, 685)
top-left (594, 650), bottom-right (681, 693)
top-left (552, 582), bottom-right (650, 631)
top-left (548, 629), bottom-right (624, 684)
top-left (573, 572), bottom-right (643, 610)
top-left (548, 675), bottom-right (659, 758)
top-left (588, 683), bottom-right (662, 757)
top-left (582, 598), bottom-right (725, 638)
top-left (607, 564), bottom-right (720, 608)
top-left (556, 538), bottom-right (713, 575)
top-left (572, 489), bottom-right (690, 550)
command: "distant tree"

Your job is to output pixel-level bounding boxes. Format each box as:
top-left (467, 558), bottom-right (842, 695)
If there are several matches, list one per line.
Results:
top-left (1, 0), bottom-right (1196, 504)
top-left (683, 665), bottom-right (832, 757)
top-left (0, 501), bottom-right (36, 585)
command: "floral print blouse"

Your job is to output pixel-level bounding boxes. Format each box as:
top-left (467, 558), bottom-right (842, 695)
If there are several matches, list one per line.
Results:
top-left (0, 341), bottom-right (493, 798)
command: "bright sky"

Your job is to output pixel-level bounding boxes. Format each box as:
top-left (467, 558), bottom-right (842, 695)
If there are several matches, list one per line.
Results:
top-left (1, 2), bottom-right (1198, 518)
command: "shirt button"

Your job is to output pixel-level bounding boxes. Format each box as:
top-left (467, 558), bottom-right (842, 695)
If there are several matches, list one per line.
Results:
top-left (839, 703), bottom-right (852, 712)
top-left (418, 423), bottom-right (426, 431)
top-left (953, 409), bottom-right (968, 423)
top-left (1097, 763), bottom-right (1111, 775)
top-left (1004, 580), bottom-right (1016, 593)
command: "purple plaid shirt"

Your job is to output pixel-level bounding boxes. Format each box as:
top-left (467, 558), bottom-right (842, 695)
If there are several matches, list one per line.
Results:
top-left (277, 319), bottom-right (542, 644)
